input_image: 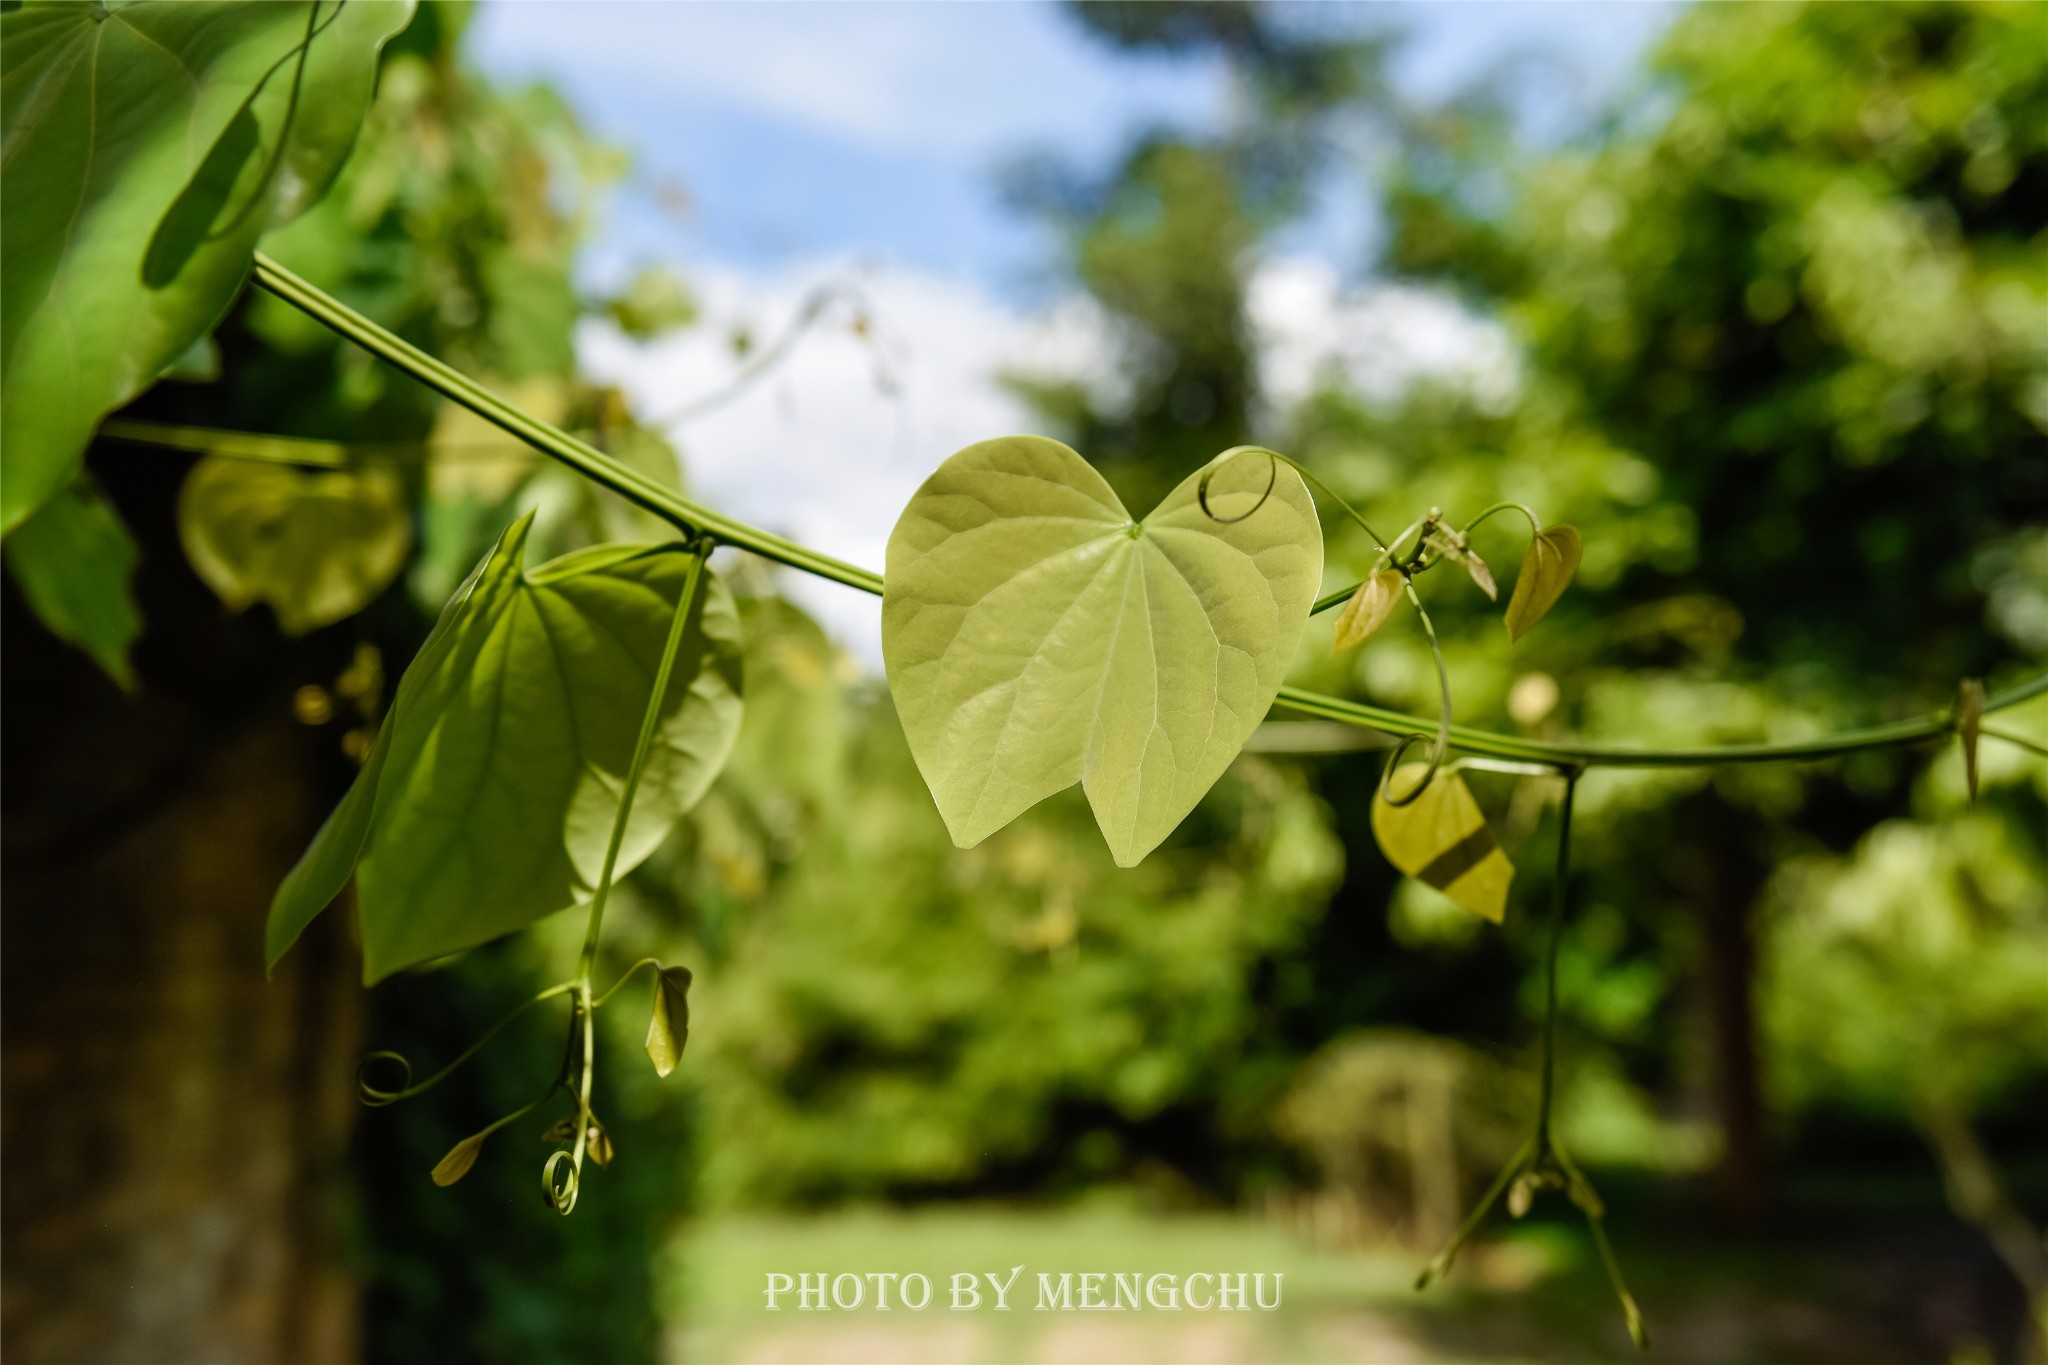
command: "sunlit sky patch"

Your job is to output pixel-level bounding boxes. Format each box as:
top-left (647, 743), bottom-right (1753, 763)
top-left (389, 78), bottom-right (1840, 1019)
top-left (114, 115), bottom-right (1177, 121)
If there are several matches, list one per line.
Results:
top-left (470, 1), bottom-right (1676, 661)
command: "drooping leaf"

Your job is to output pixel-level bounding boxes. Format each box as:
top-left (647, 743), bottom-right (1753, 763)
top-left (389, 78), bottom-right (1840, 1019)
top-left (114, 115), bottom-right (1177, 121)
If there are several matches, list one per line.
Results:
top-left (1957, 678), bottom-right (1984, 803)
top-left (882, 436), bottom-right (1322, 867)
top-left (1370, 762), bottom-right (1514, 923)
top-left (177, 455), bottom-right (412, 635)
top-left (1333, 569), bottom-right (1405, 650)
top-left (1504, 525), bottom-right (1583, 642)
top-left (265, 514), bottom-right (745, 982)
top-left (2, 479), bottom-right (142, 688)
top-left (0, 0), bottom-right (414, 532)
top-left (645, 965), bottom-right (693, 1078)
top-left (431, 1132), bottom-right (486, 1187)
top-left (586, 1119), bottom-right (615, 1167)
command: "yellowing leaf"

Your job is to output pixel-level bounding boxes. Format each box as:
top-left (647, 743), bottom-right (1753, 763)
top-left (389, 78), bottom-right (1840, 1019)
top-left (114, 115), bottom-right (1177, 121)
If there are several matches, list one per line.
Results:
top-left (1333, 570), bottom-right (1404, 650)
top-left (882, 436), bottom-right (1322, 867)
top-left (431, 1133), bottom-right (486, 1187)
top-left (177, 456), bottom-right (411, 635)
top-left (1504, 525), bottom-right (1583, 642)
top-left (1370, 763), bottom-right (1514, 923)
top-left (645, 966), bottom-right (693, 1078)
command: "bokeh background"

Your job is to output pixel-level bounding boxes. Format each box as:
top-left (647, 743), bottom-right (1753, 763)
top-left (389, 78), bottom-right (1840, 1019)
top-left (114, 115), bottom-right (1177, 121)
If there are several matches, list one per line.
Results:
top-left (4, 3), bottom-right (2046, 1363)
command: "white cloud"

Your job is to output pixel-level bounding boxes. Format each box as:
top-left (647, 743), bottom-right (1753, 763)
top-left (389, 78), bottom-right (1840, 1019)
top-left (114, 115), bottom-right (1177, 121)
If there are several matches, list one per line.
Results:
top-left (579, 257), bottom-right (1516, 669)
top-left (1249, 256), bottom-right (1519, 415)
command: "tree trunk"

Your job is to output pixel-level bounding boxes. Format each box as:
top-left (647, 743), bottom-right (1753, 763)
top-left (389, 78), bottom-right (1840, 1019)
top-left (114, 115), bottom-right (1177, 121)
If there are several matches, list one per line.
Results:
top-left (1690, 793), bottom-right (1770, 1225)
top-left (2, 601), bottom-right (361, 1364)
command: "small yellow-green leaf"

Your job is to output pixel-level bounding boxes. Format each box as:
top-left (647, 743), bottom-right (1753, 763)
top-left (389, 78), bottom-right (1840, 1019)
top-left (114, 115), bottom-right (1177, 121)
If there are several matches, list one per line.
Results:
top-left (1333, 570), bottom-right (1404, 651)
top-left (1370, 763), bottom-right (1513, 923)
top-left (431, 1132), bottom-right (486, 1187)
top-left (1957, 678), bottom-right (1984, 803)
top-left (587, 1120), bottom-right (615, 1167)
top-left (645, 966), bottom-right (693, 1078)
top-left (1505, 525), bottom-right (1583, 643)
top-left (178, 456), bottom-right (411, 635)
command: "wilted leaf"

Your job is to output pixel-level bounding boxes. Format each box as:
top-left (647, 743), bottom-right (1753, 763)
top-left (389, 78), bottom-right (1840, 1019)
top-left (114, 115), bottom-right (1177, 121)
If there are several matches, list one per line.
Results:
top-left (2, 480), bottom-right (142, 688)
top-left (1333, 570), bottom-right (1405, 650)
top-left (1504, 525), bottom-right (1583, 643)
top-left (0, 0), bottom-right (413, 532)
top-left (646, 966), bottom-right (693, 1078)
top-left (431, 1132), bottom-right (486, 1187)
top-left (1957, 678), bottom-right (1984, 803)
top-left (177, 456), bottom-right (412, 635)
top-left (265, 515), bottom-right (745, 982)
top-left (1370, 763), bottom-right (1514, 923)
top-left (882, 436), bottom-right (1322, 867)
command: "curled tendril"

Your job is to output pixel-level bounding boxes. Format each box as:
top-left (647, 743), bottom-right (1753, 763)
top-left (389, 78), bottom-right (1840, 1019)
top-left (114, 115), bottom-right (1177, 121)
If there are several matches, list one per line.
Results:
top-left (357, 1051), bottom-right (415, 1107)
top-left (1377, 732), bottom-right (1444, 808)
top-left (1195, 445), bottom-right (1280, 525)
top-left (542, 1147), bottom-right (580, 1215)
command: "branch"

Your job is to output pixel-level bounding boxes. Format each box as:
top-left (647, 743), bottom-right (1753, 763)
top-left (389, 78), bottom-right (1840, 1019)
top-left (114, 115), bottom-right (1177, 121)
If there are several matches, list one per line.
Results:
top-left (245, 252), bottom-right (2048, 771)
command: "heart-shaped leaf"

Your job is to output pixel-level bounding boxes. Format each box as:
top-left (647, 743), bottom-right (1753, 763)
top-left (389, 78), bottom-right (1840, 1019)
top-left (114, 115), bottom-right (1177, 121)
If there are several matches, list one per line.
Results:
top-left (883, 436), bottom-right (1322, 867)
top-left (1504, 525), bottom-right (1582, 642)
top-left (1371, 763), bottom-right (1514, 923)
top-left (0, 0), bottom-right (413, 532)
top-left (177, 456), bottom-right (412, 635)
top-left (265, 514), bottom-right (744, 982)
top-left (1333, 569), bottom-right (1405, 650)
top-left (645, 966), bottom-right (693, 1078)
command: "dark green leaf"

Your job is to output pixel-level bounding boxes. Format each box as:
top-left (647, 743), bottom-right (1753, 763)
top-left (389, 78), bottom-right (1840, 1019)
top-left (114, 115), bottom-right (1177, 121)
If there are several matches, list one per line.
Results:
top-left (645, 966), bottom-right (693, 1078)
top-left (177, 455), bottom-right (411, 635)
top-left (265, 514), bottom-right (745, 982)
top-left (1, 478), bottom-right (142, 688)
top-left (0, 0), bottom-right (413, 532)
top-left (1504, 525), bottom-right (1582, 643)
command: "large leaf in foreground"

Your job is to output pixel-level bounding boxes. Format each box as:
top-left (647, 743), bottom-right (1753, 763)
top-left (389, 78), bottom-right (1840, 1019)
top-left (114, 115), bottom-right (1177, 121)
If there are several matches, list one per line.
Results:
top-left (0, 0), bottom-right (413, 532)
top-left (883, 436), bottom-right (1322, 867)
top-left (266, 515), bottom-right (744, 982)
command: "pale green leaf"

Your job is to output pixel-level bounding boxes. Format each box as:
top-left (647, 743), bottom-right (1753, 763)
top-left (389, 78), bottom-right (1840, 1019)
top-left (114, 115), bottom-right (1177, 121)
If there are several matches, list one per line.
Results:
top-left (1504, 524), bottom-right (1583, 642)
top-left (882, 436), bottom-right (1322, 867)
top-left (1370, 763), bottom-right (1514, 923)
top-left (1333, 569), bottom-right (1404, 651)
top-left (645, 966), bottom-right (693, 1079)
top-left (265, 514), bottom-right (745, 983)
top-left (431, 1132), bottom-right (485, 1187)
top-left (2, 479), bottom-right (142, 688)
top-left (177, 455), bottom-right (412, 635)
top-left (0, 0), bottom-right (413, 532)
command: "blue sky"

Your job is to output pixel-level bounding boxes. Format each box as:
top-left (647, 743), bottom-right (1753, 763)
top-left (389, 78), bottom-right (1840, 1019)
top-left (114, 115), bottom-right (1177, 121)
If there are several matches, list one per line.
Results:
top-left (464, 1), bottom-right (1678, 659)
top-left (470, 1), bottom-right (1677, 289)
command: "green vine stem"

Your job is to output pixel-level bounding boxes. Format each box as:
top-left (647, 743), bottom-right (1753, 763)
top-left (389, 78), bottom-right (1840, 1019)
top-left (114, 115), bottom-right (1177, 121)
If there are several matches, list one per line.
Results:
top-left (245, 251), bottom-right (2046, 770)
top-left (1415, 771), bottom-right (1648, 1350)
top-left (546, 535), bottom-right (713, 1215)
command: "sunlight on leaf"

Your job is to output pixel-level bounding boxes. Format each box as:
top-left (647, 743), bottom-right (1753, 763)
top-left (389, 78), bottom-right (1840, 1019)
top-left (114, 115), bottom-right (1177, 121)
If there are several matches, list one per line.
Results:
top-left (177, 456), bottom-right (412, 635)
top-left (1371, 763), bottom-right (1514, 923)
top-left (265, 514), bottom-right (744, 982)
top-left (1333, 570), bottom-right (1404, 651)
top-left (1505, 525), bottom-right (1583, 642)
top-left (0, 0), bottom-right (413, 532)
top-left (882, 436), bottom-right (1322, 867)
top-left (645, 966), bottom-right (693, 1079)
